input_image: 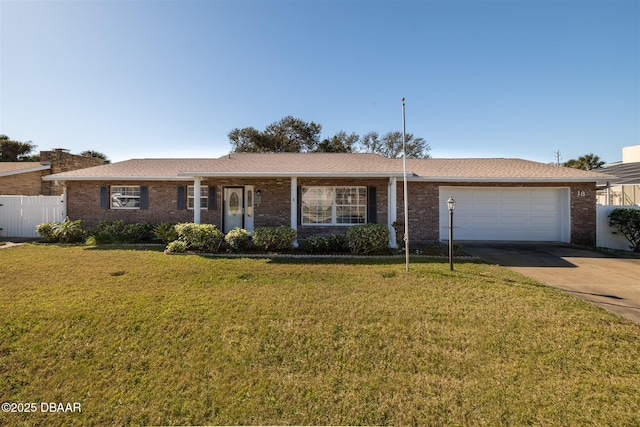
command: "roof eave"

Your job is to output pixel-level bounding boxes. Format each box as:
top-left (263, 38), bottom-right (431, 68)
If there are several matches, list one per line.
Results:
top-left (0, 165), bottom-right (50, 177)
top-left (177, 171), bottom-right (408, 178)
top-left (42, 175), bottom-right (194, 182)
top-left (409, 176), bottom-right (610, 185)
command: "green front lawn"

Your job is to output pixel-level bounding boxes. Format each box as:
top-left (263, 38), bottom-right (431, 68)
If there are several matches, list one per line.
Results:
top-left (1, 245), bottom-right (639, 426)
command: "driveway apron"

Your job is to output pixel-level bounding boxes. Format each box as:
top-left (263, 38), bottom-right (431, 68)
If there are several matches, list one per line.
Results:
top-left (462, 243), bottom-right (640, 324)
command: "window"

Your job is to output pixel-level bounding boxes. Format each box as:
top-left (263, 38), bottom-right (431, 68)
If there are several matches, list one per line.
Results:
top-left (187, 185), bottom-right (208, 209)
top-left (111, 186), bottom-right (140, 209)
top-left (302, 186), bottom-right (366, 225)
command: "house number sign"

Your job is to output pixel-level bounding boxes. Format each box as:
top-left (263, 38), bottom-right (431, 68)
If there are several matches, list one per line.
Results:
top-left (576, 190), bottom-right (586, 197)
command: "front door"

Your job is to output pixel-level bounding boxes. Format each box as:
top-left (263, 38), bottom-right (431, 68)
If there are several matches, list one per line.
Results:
top-left (223, 187), bottom-right (244, 233)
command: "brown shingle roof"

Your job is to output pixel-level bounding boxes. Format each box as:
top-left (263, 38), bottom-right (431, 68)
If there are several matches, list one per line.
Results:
top-left (43, 153), bottom-right (612, 183)
top-left (0, 162), bottom-right (49, 177)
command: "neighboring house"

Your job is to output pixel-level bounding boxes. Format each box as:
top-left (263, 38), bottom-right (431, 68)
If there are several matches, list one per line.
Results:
top-left (596, 145), bottom-right (640, 206)
top-left (0, 149), bottom-right (104, 196)
top-left (43, 152), bottom-right (611, 247)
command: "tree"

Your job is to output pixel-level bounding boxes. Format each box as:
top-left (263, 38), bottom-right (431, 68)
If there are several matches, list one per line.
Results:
top-left (80, 150), bottom-right (111, 164)
top-left (563, 153), bottom-right (604, 170)
top-left (360, 131), bottom-right (431, 158)
top-left (609, 208), bottom-right (640, 253)
top-left (0, 135), bottom-right (37, 162)
top-left (317, 131), bottom-right (359, 153)
top-left (229, 116), bottom-right (322, 153)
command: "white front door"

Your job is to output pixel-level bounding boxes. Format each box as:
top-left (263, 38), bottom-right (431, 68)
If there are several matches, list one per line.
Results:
top-left (224, 187), bottom-right (244, 233)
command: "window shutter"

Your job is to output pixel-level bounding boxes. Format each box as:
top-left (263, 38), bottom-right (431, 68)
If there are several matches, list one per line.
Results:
top-left (177, 186), bottom-right (186, 210)
top-left (367, 186), bottom-right (377, 224)
top-left (140, 186), bottom-right (149, 210)
top-left (100, 186), bottom-right (109, 209)
top-left (208, 186), bottom-right (216, 210)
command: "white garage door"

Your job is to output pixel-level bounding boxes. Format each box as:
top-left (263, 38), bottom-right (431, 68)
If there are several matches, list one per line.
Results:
top-left (439, 187), bottom-right (570, 242)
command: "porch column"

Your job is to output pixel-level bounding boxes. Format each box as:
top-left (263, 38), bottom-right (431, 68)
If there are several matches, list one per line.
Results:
top-left (388, 177), bottom-right (397, 248)
top-left (291, 177), bottom-right (298, 247)
top-left (193, 177), bottom-right (201, 224)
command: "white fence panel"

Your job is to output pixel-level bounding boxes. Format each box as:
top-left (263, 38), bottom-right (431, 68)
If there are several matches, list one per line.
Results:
top-left (0, 195), bottom-right (65, 238)
top-left (596, 205), bottom-right (640, 251)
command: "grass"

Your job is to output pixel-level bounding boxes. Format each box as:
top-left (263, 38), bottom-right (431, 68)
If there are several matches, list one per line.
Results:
top-left (1, 244), bottom-right (639, 426)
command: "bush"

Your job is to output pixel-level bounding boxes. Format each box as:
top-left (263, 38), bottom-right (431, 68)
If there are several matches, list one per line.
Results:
top-left (346, 224), bottom-right (390, 255)
top-left (252, 226), bottom-right (297, 252)
top-left (225, 228), bottom-right (251, 253)
top-left (174, 222), bottom-right (224, 252)
top-left (122, 222), bottom-right (155, 243)
top-left (166, 240), bottom-right (188, 254)
top-left (327, 234), bottom-right (346, 252)
top-left (609, 208), bottom-right (640, 252)
top-left (36, 222), bottom-right (57, 243)
top-left (88, 220), bottom-right (154, 244)
top-left (154, 221), bottom-right (178, 244)
top-left (304, 235), bottom-right (328, 254)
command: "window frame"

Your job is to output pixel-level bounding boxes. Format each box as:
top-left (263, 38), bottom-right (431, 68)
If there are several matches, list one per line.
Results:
top-left (301, 186), bottom-right (367, 226)
top-left (187, 185), bottom-right (209, 210)
top-left (110, 185), bottom-right (141, 210)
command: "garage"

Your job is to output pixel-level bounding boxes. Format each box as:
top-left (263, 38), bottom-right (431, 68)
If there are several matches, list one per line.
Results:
top-left (439, 187), bottom-right (571, 242)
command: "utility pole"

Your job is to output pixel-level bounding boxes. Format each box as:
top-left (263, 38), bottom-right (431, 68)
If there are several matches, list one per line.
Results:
top-left (554, 150), bottom-right (562, 166)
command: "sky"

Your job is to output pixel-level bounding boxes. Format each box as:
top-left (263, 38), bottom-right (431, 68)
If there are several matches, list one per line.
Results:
top-left (1, 0), bottom-right (638, 164)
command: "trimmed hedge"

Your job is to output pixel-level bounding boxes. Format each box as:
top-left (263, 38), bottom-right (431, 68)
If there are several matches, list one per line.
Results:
top-left (252, 226), bottom-right (297, 252)
top-left (174, 223), bottom-right (224, 252)
top-left (225, 227), bottom-right (251, 253)
top-left (346, 224), bottom-right (390, 255)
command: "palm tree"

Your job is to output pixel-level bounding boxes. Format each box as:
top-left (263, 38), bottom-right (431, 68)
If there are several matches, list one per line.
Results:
top-left (563, 153), bottom-right (604, 170)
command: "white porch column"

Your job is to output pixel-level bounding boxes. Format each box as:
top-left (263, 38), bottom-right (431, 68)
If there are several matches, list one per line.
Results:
top-left (388, 177), bottom-right (397, 248)
top-left (290, 177), bottom-right (298, 247)
top-left (193, 177), bottom-right (201, 224)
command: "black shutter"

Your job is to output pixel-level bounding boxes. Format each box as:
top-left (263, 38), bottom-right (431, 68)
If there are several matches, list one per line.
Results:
top-left (177, 186), bottom-right (186, 210)
top-left (367, 186), bottom-right (377, 224)
top-left (208, 186), bottom-right (216, 210)
top-left (100, 186), bottom-right (109, 209)
top-left (140, 186), bottom-right (149, 210)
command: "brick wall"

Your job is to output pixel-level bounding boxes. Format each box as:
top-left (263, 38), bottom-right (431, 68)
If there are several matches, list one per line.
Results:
top-left (0, 170), bottom-right (47, 195)
top-left (40, 150), bottom-right (104, 195)
top-left (66, 178), bottom-right (598, 245)
top-left (66, 178), bottom-right (389, 238)
top-left (396, 181), bottom-right (598, 246)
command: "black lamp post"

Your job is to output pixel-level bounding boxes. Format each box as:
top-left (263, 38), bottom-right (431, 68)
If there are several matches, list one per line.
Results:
top-left (447, 197), bottom-right (456, 271)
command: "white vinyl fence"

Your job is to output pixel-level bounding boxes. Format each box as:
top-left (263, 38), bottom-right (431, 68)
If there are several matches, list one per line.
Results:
top-left (596, 205), bottom-right (640, 251)
top-left (0, 195), bottom-right (66, 238)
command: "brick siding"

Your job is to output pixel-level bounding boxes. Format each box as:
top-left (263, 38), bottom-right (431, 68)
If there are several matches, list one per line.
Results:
top-left (66, 178), bottom-right (597, 246)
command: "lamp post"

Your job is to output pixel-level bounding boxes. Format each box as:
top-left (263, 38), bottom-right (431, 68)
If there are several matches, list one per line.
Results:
top-left (447, 197), bottom-right (456, 271)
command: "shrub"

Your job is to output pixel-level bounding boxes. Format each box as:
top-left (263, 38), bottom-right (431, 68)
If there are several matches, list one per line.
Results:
top-left (609, 208), bottom-right (640, 252)
top-left (252, 226), bottom-right (297, 252)
top-left (36, 222), bottom-right (57, 243)
top-left (304, 235), bottom-right (328, 254)
top-left (174, 222), bottom-right (224, 252)
top-left (166, 240), bottom-right (188, 254)
top-left (346, 224), bottom-right (390, 255)
top-left (88, 220), bottom-right (154, 244)
top-left (154, 221), bottom-right (178, 244)
top-left (51, 218), bottom-right (84, 244)
top-left (327, 234), bottom-right (346, 252)
top-left (225, 227), bottom-right (251, 253)
top-left (122, 222), bottom-right (155, 243)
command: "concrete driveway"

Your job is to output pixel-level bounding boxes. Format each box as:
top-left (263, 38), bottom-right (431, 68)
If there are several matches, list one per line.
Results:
top-left (461, 243), bottom-right (640, 324)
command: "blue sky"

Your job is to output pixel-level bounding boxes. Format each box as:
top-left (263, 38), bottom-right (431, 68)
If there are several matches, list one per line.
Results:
top-left (1, 0), bottom-right (638, 164)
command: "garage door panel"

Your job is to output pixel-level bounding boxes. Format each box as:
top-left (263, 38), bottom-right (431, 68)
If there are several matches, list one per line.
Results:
top-left (440, 187), bottom-right (569, 242)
